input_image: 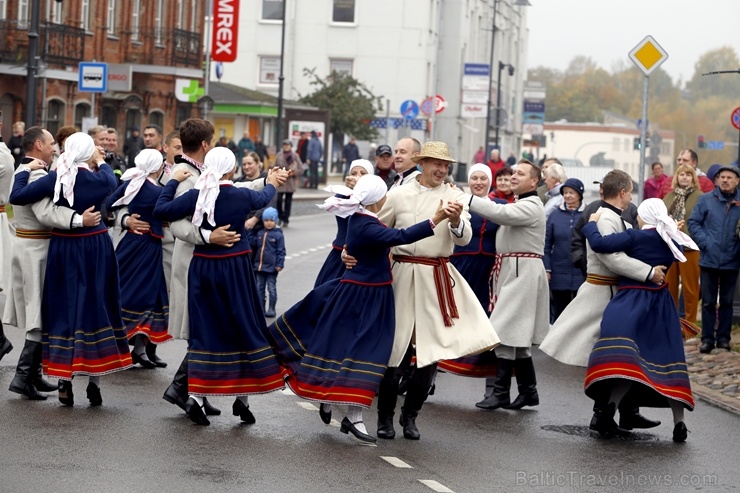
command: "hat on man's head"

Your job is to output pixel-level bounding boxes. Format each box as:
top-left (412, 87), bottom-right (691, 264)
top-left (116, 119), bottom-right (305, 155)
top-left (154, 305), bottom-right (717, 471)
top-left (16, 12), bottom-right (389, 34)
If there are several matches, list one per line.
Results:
top-left (561, 178), bottom-right (585, 199)
top-left (707, 163), bottom-right (723, 182)
top-left (131, 126), bottom-right (139, 132)
top-left (376, 144), bottom-right (393, 156)
top-left (716, 165), bottom-right (740, 178)
top-left (282, 139), bottom-right (292, 146)
top-left (262, 207), bottom-right (279, 222)
top-left (411, 141), bottom-right (456, 164)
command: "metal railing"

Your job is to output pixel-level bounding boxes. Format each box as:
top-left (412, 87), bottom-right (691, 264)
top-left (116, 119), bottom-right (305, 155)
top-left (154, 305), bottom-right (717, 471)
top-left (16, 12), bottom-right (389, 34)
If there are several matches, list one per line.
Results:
top-left (0, 19), bottom-right (85, 66)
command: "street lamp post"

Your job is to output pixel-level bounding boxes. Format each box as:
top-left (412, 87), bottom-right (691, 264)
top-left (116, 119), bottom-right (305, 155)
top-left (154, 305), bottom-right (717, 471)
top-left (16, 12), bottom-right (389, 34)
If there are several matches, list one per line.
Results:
top-left (494, 61), bottom-right (514, 149)
top-left (275, 0), bottom-right (287, 147)
top-left (483, 0), bottom-right (499, 154)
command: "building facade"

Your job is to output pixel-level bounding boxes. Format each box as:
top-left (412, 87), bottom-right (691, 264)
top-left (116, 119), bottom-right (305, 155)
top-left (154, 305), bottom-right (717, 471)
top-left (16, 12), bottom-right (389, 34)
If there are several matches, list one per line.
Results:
top-left (0, 0), bottom-right (205, 144)
top-left (216, 0), bottom-right (529, 166)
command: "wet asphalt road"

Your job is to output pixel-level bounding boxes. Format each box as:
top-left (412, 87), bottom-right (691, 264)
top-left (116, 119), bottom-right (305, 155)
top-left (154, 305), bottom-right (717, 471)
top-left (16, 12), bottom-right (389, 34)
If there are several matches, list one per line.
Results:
top-left (1, 212), bottom-right (739, 493)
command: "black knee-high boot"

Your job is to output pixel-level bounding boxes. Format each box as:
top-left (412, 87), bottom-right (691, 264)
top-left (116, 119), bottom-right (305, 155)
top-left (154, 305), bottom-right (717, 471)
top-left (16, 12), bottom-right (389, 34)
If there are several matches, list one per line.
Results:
top-left (399, 364), bottom-right (436, 440)
top-left (475, 358), bottom-right (513, 410)
top-left (162, 354), bottom-right (189, 410)
top-left (0, 324), bottom-right (13, 362)
top-left (504, 357), bottom-right (539, 409)
top-left (376, 367), bottom-right (399, 439)
top-left (9, 340), bottom-right (46, 400)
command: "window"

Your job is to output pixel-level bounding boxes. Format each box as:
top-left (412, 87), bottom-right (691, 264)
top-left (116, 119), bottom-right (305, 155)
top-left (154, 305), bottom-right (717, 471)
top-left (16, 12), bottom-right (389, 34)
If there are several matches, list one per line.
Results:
top-left (190, 0), bottom-right (198, 32)
top-left (154, 0), bottom-right (164, 45)
top-left (107, 0), bottom-right (116, 36)
top-left (101, 105), bottom-right (117, 129)
top-left (131, 1), bottom-right (140, 41)
top-left (51, 0), bottom-right (63, 24)
top-left (262, 0), bottom-right (284, 21)
top-left (177, 0), bottom-right (184, 29)
top-left (46, 100), bottom-right (65, 137)
top-left (18, 0), bottom-right (30, 28)
top-left (149, 110), bottom-right (164, 129)
top-left (329, 59), bottom-right (353, 76)
top-left (259, 56), bottom-right (281, 84)
top-left (81, 0), bottom-right (91, 32)
top-left (612, 137), bottom-right (620, 152)
top-left (332, 0), bottom-right (355, 23)
top-left (0, 0), bottom-right (6, 20)
top-left (74, 103), bottom-right (90, 129)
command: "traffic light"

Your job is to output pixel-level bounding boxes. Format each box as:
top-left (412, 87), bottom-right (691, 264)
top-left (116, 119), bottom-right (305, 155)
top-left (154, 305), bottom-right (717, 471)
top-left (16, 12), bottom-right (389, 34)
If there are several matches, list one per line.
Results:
top-left (697, 135), bottom-right (706, 149)
top-left (633, 137), bottom-right (651, 150)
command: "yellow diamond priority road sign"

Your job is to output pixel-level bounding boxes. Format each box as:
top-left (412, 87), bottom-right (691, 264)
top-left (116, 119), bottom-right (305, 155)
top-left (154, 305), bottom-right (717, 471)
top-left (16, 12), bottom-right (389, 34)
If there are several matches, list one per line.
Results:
top-left (629, 35), bottom-right (668, 76)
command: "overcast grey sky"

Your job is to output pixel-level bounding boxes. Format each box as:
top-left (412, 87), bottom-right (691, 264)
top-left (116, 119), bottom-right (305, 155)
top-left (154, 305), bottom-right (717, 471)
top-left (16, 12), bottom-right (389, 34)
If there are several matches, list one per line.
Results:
top-left (526, 0), bottom-right (739, 84)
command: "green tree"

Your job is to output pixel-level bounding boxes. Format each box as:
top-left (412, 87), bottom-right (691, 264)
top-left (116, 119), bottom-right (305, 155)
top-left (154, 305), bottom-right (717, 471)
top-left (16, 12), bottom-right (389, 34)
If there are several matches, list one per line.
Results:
top-left (299, 69), bottom-right (383, 141)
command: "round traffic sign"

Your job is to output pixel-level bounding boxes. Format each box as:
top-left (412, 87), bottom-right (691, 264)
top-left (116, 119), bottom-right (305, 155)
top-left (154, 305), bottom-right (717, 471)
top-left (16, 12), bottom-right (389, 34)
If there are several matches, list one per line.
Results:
top-left (400, 100), bottom-right (419, 120)
top-left (420, 98), bottom-right (434, 116)
top-left (731, 107), bottom-right (740, 131)
top-left (433, 94), bottom-right (447, 114)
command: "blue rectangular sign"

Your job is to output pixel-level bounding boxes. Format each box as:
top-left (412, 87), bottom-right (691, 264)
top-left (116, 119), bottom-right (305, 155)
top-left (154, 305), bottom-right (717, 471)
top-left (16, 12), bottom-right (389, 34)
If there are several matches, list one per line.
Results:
top-left (78, 62), bottom-right (108, 93)
top-left (707, 141), bottom-right (725, 150)
top-left (464, 63), bottom-right (490, 76)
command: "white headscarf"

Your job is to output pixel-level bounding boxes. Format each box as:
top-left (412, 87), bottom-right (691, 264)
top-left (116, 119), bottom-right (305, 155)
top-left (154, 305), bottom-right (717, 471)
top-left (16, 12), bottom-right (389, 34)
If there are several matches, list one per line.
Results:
top-left (468, 163), bottom-right (492, 184)
top-left (349, 159), bottom-right (374, 177)
top-left (317, 174), bottom-right (387, 218)
top-left (637, 198), bottom-right (698, 262)
top-left (191, 147), bottom-right (237, 227)
top-left (111, 149), bottom-right (164, 207)
top-left (53, 132), bottom-right (95, 206)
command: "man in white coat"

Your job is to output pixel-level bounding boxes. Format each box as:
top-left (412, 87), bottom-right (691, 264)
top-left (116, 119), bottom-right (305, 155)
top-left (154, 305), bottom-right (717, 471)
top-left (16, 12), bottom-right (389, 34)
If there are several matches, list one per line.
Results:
top-left (374, 141), bottom-right (500, 440)
top-left (466, 160), bottom-right (549, 411)
top-left (540, 169), bottom-right (665, 433)
top-left (0, 109), bottom-right (16, 361)
top-left (4, 126), bottom-right (101, 399)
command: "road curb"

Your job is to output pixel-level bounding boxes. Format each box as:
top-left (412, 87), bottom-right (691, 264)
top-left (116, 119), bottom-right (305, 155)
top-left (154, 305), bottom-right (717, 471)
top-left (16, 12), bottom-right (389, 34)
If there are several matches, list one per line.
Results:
top-left (691, 384), bottom-right (740, 416)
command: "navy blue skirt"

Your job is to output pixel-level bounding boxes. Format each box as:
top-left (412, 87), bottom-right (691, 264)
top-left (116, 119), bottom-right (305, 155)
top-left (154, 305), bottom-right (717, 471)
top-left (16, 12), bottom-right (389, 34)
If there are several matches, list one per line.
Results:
top-left (585, 285), bottom-right (694, 410)
top-left (116, 232), bottom-right (171, 344)
top-left (450, 253), bottom-right (496, 316)
top-left (267, 279), bottom-right (395, 408)
top-left (42, 230), bottom-right (132, 379)
top-left (314, 247), bottom-right (345, 288)
top-left (187, 252), bottom-right (283, 396)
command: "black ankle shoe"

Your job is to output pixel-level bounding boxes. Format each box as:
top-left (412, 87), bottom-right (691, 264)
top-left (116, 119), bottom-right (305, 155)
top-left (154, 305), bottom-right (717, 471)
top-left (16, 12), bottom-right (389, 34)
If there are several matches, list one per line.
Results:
top-left (58, 380), bottom-right (74, 407)
top-left (145, 343), bottom-right (168, 368)
top-left (132, 350), bottom-right (156, 369)
top-left (86, 382), bottom-right (103, 407)
top-left (203, 397), bottom-right (221, 416)
top-left (185, 397), bottom-right (210, 426)
top-left (716, 341), bottom-right (731, 351)
top-left (699, 342), bottom-right (715, 354)
top-left (672, 422), bottom-right (689, 442)
top-left (619, 412), bottom-right (660, 430)
top-left (340, 417), bottom-right (377, 443)
top-left (589, 403), bottom-right (630, 439)
top-left (399, 413), bottom-right (420, 440)
top-left (232, 399), bottom-right (256, 424)
top-left (319, 403), bottom-right (332, 424)
top-left (377, 412), bottom-right (396, 439)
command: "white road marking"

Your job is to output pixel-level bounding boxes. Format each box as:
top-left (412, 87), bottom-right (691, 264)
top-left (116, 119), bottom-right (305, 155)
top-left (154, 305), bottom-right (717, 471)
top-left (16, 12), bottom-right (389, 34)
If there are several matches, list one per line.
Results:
top-left (380, 456), bottom-right (413, 469)
top-left (419, 480), bottom-right (454, 492)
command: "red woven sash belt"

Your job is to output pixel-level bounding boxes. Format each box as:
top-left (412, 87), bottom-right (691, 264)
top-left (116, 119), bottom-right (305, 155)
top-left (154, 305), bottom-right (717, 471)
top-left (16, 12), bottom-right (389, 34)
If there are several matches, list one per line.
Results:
top-left (489, 252), bottom-right (543, 312)
top-left (393, 254), bottom-right (458, 327)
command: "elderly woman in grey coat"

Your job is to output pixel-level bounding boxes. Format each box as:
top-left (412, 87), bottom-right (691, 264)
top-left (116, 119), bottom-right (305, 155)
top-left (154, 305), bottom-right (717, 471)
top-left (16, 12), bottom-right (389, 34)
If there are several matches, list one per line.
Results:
top-left (543, 163), bottom-right (567, 219)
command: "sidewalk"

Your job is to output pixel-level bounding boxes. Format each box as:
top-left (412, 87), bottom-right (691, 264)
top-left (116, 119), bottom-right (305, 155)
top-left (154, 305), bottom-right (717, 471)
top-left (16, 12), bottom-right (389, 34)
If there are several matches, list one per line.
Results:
top-left (292, 175), bottom-right (347, 201)
top-left (684, 338), bottom-right (740, 415)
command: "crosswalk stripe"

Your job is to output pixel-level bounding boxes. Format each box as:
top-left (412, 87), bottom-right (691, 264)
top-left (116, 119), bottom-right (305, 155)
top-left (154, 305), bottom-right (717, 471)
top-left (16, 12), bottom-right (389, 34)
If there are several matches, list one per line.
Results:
top-left (380, 456), bottom-right (412, 468)
top-left (418, 480), bottom-right (454, 492)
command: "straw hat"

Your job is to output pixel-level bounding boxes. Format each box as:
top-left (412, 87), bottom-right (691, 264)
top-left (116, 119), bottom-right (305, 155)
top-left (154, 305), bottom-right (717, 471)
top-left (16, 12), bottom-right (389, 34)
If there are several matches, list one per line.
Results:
top-left (411, 141), bottom-right (457, 163)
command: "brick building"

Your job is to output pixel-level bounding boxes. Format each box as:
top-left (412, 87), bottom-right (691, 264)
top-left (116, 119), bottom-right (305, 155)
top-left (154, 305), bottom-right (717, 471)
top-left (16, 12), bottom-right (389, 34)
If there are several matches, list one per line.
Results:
top-left (0, 0), bottom-right (205, 144)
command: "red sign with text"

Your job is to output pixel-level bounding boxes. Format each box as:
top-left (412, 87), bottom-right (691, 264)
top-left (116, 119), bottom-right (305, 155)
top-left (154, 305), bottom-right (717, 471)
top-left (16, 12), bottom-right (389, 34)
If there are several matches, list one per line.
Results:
top-left (211, 0), bottom-right (239, 62)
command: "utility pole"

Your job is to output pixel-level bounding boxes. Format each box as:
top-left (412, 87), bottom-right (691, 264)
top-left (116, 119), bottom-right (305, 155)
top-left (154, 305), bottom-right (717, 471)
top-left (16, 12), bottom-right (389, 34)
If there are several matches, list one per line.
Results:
top-left (25, 0), bottom-right (41, 126)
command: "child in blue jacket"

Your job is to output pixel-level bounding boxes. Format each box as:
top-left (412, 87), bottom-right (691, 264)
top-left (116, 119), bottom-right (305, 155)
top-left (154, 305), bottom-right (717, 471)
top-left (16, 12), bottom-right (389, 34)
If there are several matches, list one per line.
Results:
top-left (253, 207), bottom-right (285, 317)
